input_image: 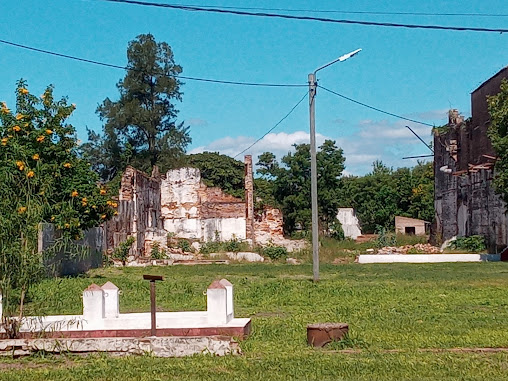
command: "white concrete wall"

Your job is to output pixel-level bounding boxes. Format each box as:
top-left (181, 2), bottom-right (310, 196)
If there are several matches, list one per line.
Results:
top-left (160, 168), bottom-right (201, 220)
top-left (337, 208), bottom-right (362, 239)
top-left (358, 254), bottom-right (500, 264)
top-left (164, 217), bottom-right (246, 241)
top-left (0, 280), bottom-right (247, 335)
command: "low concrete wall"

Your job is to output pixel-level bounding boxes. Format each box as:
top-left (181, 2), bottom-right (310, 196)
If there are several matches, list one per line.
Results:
top-left (358, 254), bottom-right (501, 264)
top-left (0, 336), bottom-right (240, 357)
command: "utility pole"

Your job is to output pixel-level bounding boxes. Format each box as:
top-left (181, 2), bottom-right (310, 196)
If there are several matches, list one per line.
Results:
top-left (308, 73), bottom-right (319, 282)
top-left (308, 48), bottom-right (362, 283)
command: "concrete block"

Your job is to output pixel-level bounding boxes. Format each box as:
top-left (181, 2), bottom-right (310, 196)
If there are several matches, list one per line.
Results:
top-left (101, 281), bottom-right (119, 318)
top-left (83, 284), bottom-right (104, 320)
top-left (207, 280), bottom-right (228, 325)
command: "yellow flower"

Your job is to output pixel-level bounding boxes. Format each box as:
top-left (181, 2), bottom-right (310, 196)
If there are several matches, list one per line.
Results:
top-left (36, 136), bottom-right (45, 142)
top-left (1, 137), bottom-right (8, 146)
top-left (50, 216), bottom-right (55, 221)
top-left (101, 214), bottom-right (107, 219)
top-left (113, 211), bottom-right (118, 216)
top-left (45, 129), bottom-right (53, 135)
top-left (64, 223), bottom-right (70, 229)
top-left (63, 162), bottom-right (72, 168)
top-left (32, 154), bottom-right (40, 160)
top-left (18, 206), bottom-right (27, 214)
top-left (16, 114), bottom-right (23, 120)
top-left (0, 107), bottom-right (10, 114)
top-left (112, 202), bottom-right (118, 208)
top-left (0, 102), bottom-right (6, 108)
top-left (16, 161), bottom-right (24, 171)
top-left (27, 170), bottom-right (35, 178)
top-left (100, 189), bottom-right (107, 195)
top-left (19, 88), bottom-right (29, 95)
top-left (12, 125), bottom-right (21, 132)
top-left (81, 197), bottom-right (88, 207)
top-left (71, 190), bottom-right (79, 197)
top-left (106, 200), bottom-right (113, 206)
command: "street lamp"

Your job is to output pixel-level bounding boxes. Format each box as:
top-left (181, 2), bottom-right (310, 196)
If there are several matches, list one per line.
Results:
top-left (308, 48), bottom-right (361, 282)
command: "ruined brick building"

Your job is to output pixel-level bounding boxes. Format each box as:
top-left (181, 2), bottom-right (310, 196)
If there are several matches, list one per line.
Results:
top-left (434, 66), bottom-right (508, 251)
top-left (105, 155), bottom-right (285, 257)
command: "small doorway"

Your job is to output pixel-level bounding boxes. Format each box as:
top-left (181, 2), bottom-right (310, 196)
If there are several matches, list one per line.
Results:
top-left (405, 227), bottom-right (416, 235)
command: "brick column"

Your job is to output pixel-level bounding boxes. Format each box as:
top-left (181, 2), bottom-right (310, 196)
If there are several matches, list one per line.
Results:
top-left (244, 155), bottom-right (255, 243)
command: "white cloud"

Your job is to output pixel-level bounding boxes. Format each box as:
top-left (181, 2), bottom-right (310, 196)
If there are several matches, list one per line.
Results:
top-left (190, 131), bottom-right (329, 161)
top-left (189, 109), bottom-right (438, 175)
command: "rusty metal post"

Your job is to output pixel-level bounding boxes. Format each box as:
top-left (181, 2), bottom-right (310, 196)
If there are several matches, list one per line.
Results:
top-left (143, 275), bottom-right (163, 336)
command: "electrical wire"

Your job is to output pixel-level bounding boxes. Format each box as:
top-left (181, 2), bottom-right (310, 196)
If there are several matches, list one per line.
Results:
top-left (144, 3), bottom-right (508, 18)
top-left (98, 0), bottom-right (508, 33)
top-left (317, 85), bottom-right (435, 127)
top-left (0, 39), bottom-right (307, 88)
top-left (233, 92), bottom-right (308, 158)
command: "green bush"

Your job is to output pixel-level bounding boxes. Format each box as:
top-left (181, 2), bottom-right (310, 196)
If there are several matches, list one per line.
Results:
top-left (449, 235), bottom-right (486, 253)
top-left (375, 226), bottom-right (396, 248)
top-left (262, 245), bottom-right (288, 261)
top-left (150, 242), bottom-right (165, 259)
top-left (112, 236), bottom-right (135, 264)
top-left (177, 239), bottom-right (192, 253)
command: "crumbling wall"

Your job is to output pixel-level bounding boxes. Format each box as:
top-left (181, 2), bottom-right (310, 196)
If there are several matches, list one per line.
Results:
top-left (161, 167), bottom-right (246, 241)
top-left (434, 67), bottom-right (508, 251)
top-left (105, 166), bottom-right (161, 257)
top-left (337, 208), bottom-right (362, 239)
top-left (106, 157), bottom-right (287, 257)
top-left (254, 207), bottom-right (284, 245)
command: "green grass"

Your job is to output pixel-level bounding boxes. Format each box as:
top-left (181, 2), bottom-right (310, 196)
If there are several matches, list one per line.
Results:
top-left (3, 262), bottom-right (508, 380)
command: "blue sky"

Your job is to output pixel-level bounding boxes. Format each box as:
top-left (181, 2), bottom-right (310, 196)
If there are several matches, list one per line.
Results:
top-left (1, 0), bottom-right (507, 175)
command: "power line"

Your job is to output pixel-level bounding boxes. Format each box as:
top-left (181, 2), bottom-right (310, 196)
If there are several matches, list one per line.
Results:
top-left (0, 38), bottom-right (306, 88)
top-left (150, 3), bottom-right (508, 18)
top-left (317, 85), bottom-right (435, 127)
top-left (406, 125), bottom-right (434, 152)
top-left (98, 0), bottom-right (508, 33)
top-left (233, 92), bottom-right (308, 159)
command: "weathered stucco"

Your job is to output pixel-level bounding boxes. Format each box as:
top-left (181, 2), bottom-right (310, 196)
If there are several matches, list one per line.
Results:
top-left (336, 208), bottom-right (362, 239)
top-left (433, 67), bottom-right (508, 252)
top-left (106, 157), bottom-right (286, 257)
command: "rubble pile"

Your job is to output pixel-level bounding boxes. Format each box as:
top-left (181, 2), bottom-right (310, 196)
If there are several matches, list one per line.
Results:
top-left (376, 243), bottom-right (442, 255)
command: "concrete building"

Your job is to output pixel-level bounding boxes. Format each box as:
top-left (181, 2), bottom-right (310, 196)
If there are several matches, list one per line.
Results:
top-left (433, 66), bottom-right (508, 251)
top-left (395, 216), bottom-right (429, 235)
top-left (336, 208), bottom-right (362, 239)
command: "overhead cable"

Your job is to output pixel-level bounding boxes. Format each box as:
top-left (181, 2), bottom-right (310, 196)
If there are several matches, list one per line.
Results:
top-left (0, 39), bottom-right (306, 88)
top-left (146, 3), bottom-right (508, 18)
top-left (317, 85), bottom-right (435, 127)
top-left (233, 92), bottom-right (308, 158)
top-left (98, 0), bottom-right (508, 33)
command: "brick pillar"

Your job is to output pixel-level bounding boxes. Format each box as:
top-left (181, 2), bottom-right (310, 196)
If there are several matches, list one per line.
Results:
top-left (244, 155), bottom-right (255, 243)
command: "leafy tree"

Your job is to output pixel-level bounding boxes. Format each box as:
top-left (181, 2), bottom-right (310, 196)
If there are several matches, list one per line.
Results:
top-left (186, 152), bottom-right (245, 199)
top-left (85, 34), bottom-right (191, 179)
top-left (488, 79), bottom-right (508, 204)
top-left (257, 140), bottom-right (345, 234)
top-left (0, 81), bottom-right (115, 335)
top-left (337, 161), bottom-right (434, 233)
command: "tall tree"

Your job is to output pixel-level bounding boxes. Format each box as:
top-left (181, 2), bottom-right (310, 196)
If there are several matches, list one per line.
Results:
top-left (488, 79), bottom-right (508, 205)
top-left (86, 34), bottom-right (191, 179)
top-left (257, 140), bottom-right (345, 234)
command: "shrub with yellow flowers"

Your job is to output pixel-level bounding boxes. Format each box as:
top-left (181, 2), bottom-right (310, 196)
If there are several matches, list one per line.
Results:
top-left (0, 80), bottom-right (115, 333)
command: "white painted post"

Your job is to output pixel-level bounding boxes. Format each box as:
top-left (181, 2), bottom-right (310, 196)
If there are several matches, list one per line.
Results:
top-left (101, 281), bottom-right (119, 318)
top-left (83, 284), bottom-right (104, 321)
top-left (219, 279), bottom-right (234, 323)
top-left (207, 280), bottom-right (228, 325)
top-left (0, 293), bottom-right (2, 321)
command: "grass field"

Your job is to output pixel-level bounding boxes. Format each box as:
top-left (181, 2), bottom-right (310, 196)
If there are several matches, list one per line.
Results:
top-left (2, 262), bottom-right (508, 380)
